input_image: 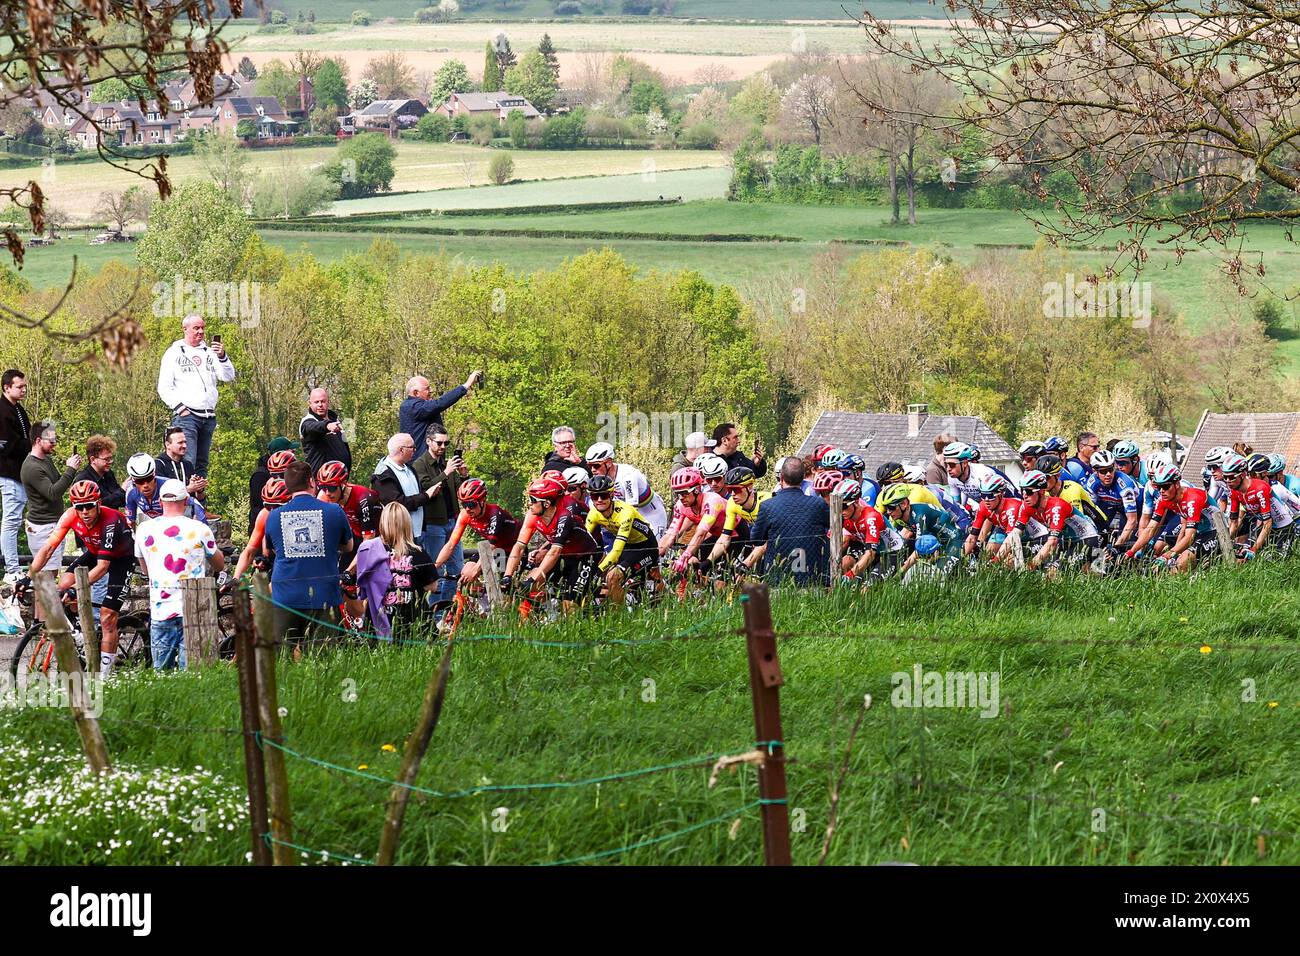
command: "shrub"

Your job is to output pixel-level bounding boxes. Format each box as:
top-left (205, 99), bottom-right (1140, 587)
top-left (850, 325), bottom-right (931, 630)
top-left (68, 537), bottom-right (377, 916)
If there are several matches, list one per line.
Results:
top-left (468, 115), bottom-right (499, 145)
top-left (270, 9), bottom-right (287, 23)
top-left (488, 153), bottom-right (515, 185)
top-left (541, 110), bottom-right (586, 148)
top-left (291, 22), bottom-right (316, 33)
top-left (351, 9), bottom-right (371, 24)
top-left (415, 112), bottom-right (451, 142)
top-left (555, 0), bottom-right (583, 12)
top-left (680, 122), bottom-right (718, 150)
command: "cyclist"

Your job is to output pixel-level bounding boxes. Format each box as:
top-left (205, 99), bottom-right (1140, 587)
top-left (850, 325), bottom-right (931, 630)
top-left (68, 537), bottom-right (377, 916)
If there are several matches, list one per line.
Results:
top-left (1084, 450), bottom-right (1140, 549)
top-left (585, 442), bottom-right (667, 539)
top-left (662, 467), bottom-right (714, 556)
top-left (1012, 470), bottom-right (1101, 571)
top-left (585, 474), bottom-right (663, 606)
top-left (812, 470), bottom-right (842, 502)
top-left (1202, 446), bottom-right (1233, 509)
top-left (942, 441), bottom-right (999, 514)
top-left (315, 461), bottom-right (380, 547)
top-left (837, 478), bottom-right (900, 580)
top-left (875, 461), bottom-right (943, 509)
top-left (839, 453), bottom-right (879, 505)
top-left (1018, 440), bottom-right (1047, 472)
top-left (234, 478), bottom-right (289, 579)
top-left (1265, 454), bottom-right (1300, 553)
top-left (1112, 440), bottom-right (1147, 486)
top-left (1272, 452), bottom-right (1300, 497)
top-left (1122, 462), bottom-right (1217, 572)
top-left (671, 466), bottom-right (731, 576)
top-left (437, 478), bottom-right (521, 585)
top-left (877, 482), bottom-right (961, 568)
top-left (1222, 453), bottom-right (1289, 557)
top-left (502, 475), bottom-right (601, 615)
top-left (696, 453), bottom-right (730, 500)
top-left (1035, 454), bottom-right (1110, 530)
top-left (698, 466), bottom-right (767, 580)
top-left (28, 480), bottom-right (134, 676)
top-left (124, 452), bottom-right (207, 528)
top-left (966, 472), bottom-right (1043, 563)
top-left (1042, 436), bottom-right (1069, 456)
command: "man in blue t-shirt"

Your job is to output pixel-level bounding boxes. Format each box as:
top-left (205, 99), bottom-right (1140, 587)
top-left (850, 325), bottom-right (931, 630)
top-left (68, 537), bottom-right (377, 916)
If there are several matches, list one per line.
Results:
top-left (265, 460), bottom-right (352, 644)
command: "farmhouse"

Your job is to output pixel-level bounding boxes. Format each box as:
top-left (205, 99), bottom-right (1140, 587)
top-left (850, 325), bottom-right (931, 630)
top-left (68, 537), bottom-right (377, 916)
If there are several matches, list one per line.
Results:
top-left (797, 404), bottom-right (1019, 477)
top-left (342, 98), bottom-right (429, 135)
top-left (434, 91), bottom-right (541, 121)
top-left (1185, 410), bottom-right (1300, 471)
top-left (212, 97), bottom-right (295, 138)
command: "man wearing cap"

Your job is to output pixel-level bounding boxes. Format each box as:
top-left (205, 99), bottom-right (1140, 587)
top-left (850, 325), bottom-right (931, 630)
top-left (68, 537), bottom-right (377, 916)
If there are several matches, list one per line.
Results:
top-left (400, 371), bottom-right (482, 453)
top-left (671, 431), bottom-right (716, 475)
top-left (156, 313), bottom-right (235, 479)
top-left (248, 437), bottom-right (298, 534)
top-left (135, 479), bottom-right (224, 671)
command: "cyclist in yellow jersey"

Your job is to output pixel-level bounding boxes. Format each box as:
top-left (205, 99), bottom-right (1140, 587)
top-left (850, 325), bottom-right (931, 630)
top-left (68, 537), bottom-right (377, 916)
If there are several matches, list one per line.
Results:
top-left (1035, 454), bottom-right (1110, 529)
top-left (873, 461), bottom-right (942, 509)
top-left (585, 475), bottom-right (662, 606)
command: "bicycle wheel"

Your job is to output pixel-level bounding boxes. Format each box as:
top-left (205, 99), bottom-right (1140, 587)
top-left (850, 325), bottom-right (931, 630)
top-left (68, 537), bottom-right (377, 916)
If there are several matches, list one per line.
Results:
top-left (114, 615), bottom-right (153, 670)
top-left (10, 623), bottom-right (60, 688)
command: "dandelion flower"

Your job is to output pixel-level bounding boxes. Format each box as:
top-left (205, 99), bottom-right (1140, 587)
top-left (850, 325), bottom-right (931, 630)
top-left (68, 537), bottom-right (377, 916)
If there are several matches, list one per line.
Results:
top-left (1267, 701), bottom-right (1278, 709)
top-left (358, 764), bottom-right (369, 771)
top-left (1199, 645), bottom-right (1212, 654)
top-left (381, 744), bottom-right (397, 753)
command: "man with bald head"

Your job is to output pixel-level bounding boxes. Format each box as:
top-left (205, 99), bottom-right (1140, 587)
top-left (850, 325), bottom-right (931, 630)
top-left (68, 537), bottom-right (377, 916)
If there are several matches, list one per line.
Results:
top-left (399, 370), bottom-right (482, 452)
top-left (156, 313), bottom-right (235, 479)
top-left (300, 386), bottom-right (351, 473)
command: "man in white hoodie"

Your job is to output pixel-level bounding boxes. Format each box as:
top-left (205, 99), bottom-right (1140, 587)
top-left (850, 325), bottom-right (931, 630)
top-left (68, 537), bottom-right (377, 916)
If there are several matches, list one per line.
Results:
top-left (156, 314), bottom-right (236, 480)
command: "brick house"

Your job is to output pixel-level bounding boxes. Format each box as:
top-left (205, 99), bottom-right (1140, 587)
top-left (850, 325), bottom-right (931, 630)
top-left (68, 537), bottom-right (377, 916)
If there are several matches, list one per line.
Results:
top-left (212, 96), bottom-right (294, 138)
top-left (434, 91), bottom-right (540, 121)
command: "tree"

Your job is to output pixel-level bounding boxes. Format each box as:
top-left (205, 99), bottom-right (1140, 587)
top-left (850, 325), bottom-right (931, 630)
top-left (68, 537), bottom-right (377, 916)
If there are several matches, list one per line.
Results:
top-left (416, 112), bottom-right (452, 142)
top-left (287, 50), bottom-right (325, 113)
top-left (468, 115), bottom-right (498, 145)
top-left (362, 52), bottom-right (418, 99)
top-left (237, 57), bottom-right (259, 81)
top-left (628, 80), bottom-right (667, 115)
top-left (573, 48), bottom-right (611, 108)
top-left (95, 187), bottom-right (150, 233)
top-left (312, 58), bottom-right (349, 111)
top-left (349, 78), bottom-right (379, 111)
top-left (488, 153), bottom-right (515, 185)
top-left (507, 109), bottom-right (529, 147)
top-left (429, 60), bottom-right (472, 109)
top-left (255, 59), bottom-right (299, 107)
top-left (91, 78), bottom-right (132, 103)
top-left (137, 181), bottom-right (256, 284)
top-left (730, 72), bottom-right (781, 127)
top-left (325, 132), bottom-right (397, 199)
top-left (505, 50), bottom-right (559, 114)
top-left (779, 73), bottom-right (834, 146)
top-left (251, 160), bottom-right (341, 219)
top-left (537, 33), bottom-right (561, 86)
top-left (482, 42), bottom-right (502, 91)
top-left (195, 131), bottom-right (252, 208)
top-left (235, 118), bottom-right (258, 140)
top-left (309, 105), bottom-right (340, 135)
top-left (494, 32), bottom-right (517, 76)
top-left (351, 9), bottom-right (371, 25)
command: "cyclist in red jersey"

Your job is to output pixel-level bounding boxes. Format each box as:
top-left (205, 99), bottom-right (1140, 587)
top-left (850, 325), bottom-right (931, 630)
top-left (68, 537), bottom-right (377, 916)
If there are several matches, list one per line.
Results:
top-left (315, 460), bottom-right (380, 546)
top-left (1122, 462), bottom-right (1215, 572)
top-left (28, 480), bottom-right (134, 675)
top-left (437, 479), bottom-right (521, 585)
top-left (836, 479), bottom-right (889, 579)
top-left (234, 478), bottom-right (289, 579)
top-left (501, 476), bottom-right (600, 613)
top-left (1221, 453), bottom-right (1274, 555)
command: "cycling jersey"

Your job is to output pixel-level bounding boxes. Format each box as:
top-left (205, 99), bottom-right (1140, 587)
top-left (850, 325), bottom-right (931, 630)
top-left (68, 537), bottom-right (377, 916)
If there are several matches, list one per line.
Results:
top-left (320, 484), bottom-right (381, 540)
top-left (586, 500), bottom-right (657, 572)
top-left (447, 503), bottom-right (521, 554)
top-left (843, 504), bottom-right (886, 551)
top-left (665, 490), bottom-right (727, 543)
top-left (946, 462), bottom-right (998, 510)
top-left (897, 501), bottom-right (960, 553)
top-left (859, 477), bottom-right (881, 508)
top-left (973, 498), bottom-right (1046, 538)
top-left (1014, 496), bottom-right (1098, 541)
top-left (893, 483), bottom-right (942, 509)
top-left (1056, 479), bottom-right (1109, 529)
top-left (1152, 486), bottom-right (1215, 537)
top-left (611, 464), bottom-right (667, 538)
top-left (1084, 470), bottom-right (1141, 523)
top-left (722, 491), bottom-right (767, 539)
top-left (1229, 478), bottom-right (1274, 523)
top-left (1283, 473), bottom-right (1300, 497)
top-left (1271, 481), bottom-right (1300, 527)
top-left (1205, 477), bottom-right (1232, 511)
top-left (125, 486), bottom-right (207, 526)
top-left (48, 506), bottom-right (134, 561)
top-left (534, 495), bottom-right (600, 557)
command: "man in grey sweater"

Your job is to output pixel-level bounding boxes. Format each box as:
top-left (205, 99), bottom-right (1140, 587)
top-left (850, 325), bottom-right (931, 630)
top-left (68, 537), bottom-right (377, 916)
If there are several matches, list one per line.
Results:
top-left (20, 421), bottom-right (82, 563)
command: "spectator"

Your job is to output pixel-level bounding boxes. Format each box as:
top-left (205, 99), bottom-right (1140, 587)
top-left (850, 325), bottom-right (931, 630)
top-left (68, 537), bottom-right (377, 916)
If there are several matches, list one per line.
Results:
top-left (1066, 431), bottom-right (1101, 482)
top-left (399, 370), bottom-right (481, 451)
top-left (749, 456), bottom-right (829, 586)
top-left (372, 433), bottom-right (438, 541)
top-left (0, 368), bottom-right (31, 579)
top-left (299, 387), bottom-right (351, 474)
top-left (412, 427), bottom-right (466, 609)
top-left (156, 313), bottom-right (235, 478)
top-left (20, 421), bottom-right (82, 563)
top-left (376, 500), bottom-right (438, 632)
top-left (543, 425), bottom-right (587, 475)
top-left (925, 433), bottom-right (958, 486)
top-left (75, 435), bottom-right (126, 510)
top-left (134, 479), bottom-right (224, 671)
top-left (713, 422), bottom-right (767, 479)
top-left (155, 426), bottom-right (208, 500)
top-left (247, 437), bottom-right (298, 534)
top-left (264, 460), bottom-right (352, 644)
top-left (671, 431), bottom-right (716, 475)
top-left (772, 456), bottom-right (815, 496)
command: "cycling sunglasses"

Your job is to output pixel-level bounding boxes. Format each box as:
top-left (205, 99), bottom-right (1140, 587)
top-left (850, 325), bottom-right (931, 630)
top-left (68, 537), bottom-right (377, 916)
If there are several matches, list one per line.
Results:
top-left (73, 502), bottom-right (98, 511)
top-left (590, 492), bottom-right (613, 502)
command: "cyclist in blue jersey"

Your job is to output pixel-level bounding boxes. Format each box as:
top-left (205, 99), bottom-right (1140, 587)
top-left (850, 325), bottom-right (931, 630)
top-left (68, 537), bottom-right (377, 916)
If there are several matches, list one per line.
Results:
top-left (1084, 450), bottom-right (1140, 549)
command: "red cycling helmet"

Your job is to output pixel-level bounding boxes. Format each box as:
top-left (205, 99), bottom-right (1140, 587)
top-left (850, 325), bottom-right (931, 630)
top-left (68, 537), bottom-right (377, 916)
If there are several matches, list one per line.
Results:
top-left (261, 478), bottom-right (290, 505)
top-left (267, 450), bottom-right (296, 474)
top-left (316, 460), bottom-right (348, 487)
top-left (812, 443), bottom-right (835, 462)
top-left (812, 470), bottom-right (842, 493)
top-left (458, 478), bottom-right (487, 503)
top-left (526, 476), bottom-right (567, 503)
top-left (69, 480), bottom-right (102, 505)
top-left (670, 467), bottom-right (703, 492)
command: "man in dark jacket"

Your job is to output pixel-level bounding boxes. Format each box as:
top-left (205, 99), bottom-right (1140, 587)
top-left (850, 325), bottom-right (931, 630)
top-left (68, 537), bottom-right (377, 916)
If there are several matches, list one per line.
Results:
top-left (372, 433), bottom-right (439, 540)
top-left (542, 424), bottom-right (589, 476)
top-left (399, 371), bottom-right (481, 451)
top-left (300, 387), bottom-right (352, 474)
top-left (0, 368), bottom-right (31, 578)
top-left (749, 457), bottom-right (829, 586)
top-left (713, 422), bottom-right (767, 480)
top-left (247, 436), bottom-right (298, 534)
top-left (74, 435), bottom-right (126, 510)
top-left (412, 426), bottom-right (467, 609)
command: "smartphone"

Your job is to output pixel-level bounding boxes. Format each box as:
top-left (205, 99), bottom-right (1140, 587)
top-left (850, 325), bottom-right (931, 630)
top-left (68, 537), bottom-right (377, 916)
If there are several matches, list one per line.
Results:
top-left (211, 334), bottom-right (222, 345)
top-left (453, 447), bottom-right (464, 459)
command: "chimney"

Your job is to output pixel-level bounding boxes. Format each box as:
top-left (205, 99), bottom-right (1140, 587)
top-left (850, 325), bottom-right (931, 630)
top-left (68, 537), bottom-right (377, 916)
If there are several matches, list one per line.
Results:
top-left (907, 403), bottom-right (928, 438)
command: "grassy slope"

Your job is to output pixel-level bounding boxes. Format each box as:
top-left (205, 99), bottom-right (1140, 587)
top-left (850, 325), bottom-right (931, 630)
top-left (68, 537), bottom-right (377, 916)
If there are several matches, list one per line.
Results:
top-left (2, 564), bottom-right (1296, 866)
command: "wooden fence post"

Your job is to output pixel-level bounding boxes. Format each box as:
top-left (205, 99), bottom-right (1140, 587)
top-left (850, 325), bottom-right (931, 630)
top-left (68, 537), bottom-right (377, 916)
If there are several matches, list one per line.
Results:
top-left (828, 492), bottom-right (844, 586)
top-left (181, 577), bottom-right (220, 667)
top-left (740, 583), bottom-right (791, 866)
top-left (377, 642), bottom-right (455, 866)
top-left (233, 585), bottom-right (272, 866)
top-left (73, 566), bottom-right (99, 678)
top-left (478, 540), bottom-right (503, 609)
top-left (1211, 510), bottom-right (1235, 564)
top-left (33, 573), bottom-right (111, 774)
top-left (251, 571), bottom-right (294, 865)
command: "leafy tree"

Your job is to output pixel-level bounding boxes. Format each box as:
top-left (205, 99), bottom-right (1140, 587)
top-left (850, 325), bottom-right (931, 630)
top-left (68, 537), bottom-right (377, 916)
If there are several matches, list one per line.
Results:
top-left (415, 112), bottom-right (452, 142)
top-left (255, 59), bottom-right (299, 107)
top-left (482, 42), bottom-right (502, 91)
top-left (312, 58), bottom-right (349, 111)
top-left (95, 187), bottom-right (150, 233)
top-left (429, 60), bottom-right (472, 108)
top-left (488, 153), bottom-right (515, 185)
top-left (235, 118), bottom-right (258, 140)
top-left (309, 104), bottom-right (340, 135)
top-left (468, 114), bottom-right (498, 145)
top-left (362, 52), bottom-right (418, 99)
top-left (349, 78), bottom-right (379, 111)
top-left (505, 50), bottom-right (559, 114)
top-left (195, 131), bottom-right (252, 207)
top-left (237, 57), bottom-right (259, 80)
top-left (730, 72), bottom-right (780, 126)
top-left (628, 80), bottom-right (667, 115)
top-left (137, 181), bottom-right (255, 283)
top-left (91, 78), bottom-right (132, 103)
top-left (494, 34), bottom-right (517, 75)
top-left (351, 9), bottom-right (371, 25)
top-left (540, 110), bottom-right (585, 148)
top-left (506, 109), bottom-right (529, 148)
top-left (251, 162), bottom-right (340, 219)
top-left (325, 132), bottom-right (397, 199)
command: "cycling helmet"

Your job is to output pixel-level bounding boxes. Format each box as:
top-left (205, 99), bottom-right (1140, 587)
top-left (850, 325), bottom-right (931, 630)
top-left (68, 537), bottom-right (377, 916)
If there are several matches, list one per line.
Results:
top-left (942, 440), bottom-right (976, 462)
top-left (316, 460), bottom-right (348, 487)
top-left (914, 534), bottom-right (940, 557)
top-left (819, 449), bottom-right (848, 471)
top-left (1152, 462), bottom-right (1182, 486)
top-left (969, 445), bottom-right (982, 462)
top-left (813, 470), bottom-right (842, 493)
top-left (1201, 466), bottom-right (1214, 487)
top-left (1267, 453), bottom-right (1287, 474)
top-left (562, 466), bottom-right (590, 491)
top-left (585, 442), bottom-right (615, 463)
top-left (587, 474), bottom-right (617, 496)
top-left (876, 461), bottom-right (905, 485)
top-left (458, 478), bottom-right (487, 503)
top-left (1220, 453), bottom-right (1247, 477)
top-left (1204, 445), bottom-right (1232, 467)
top-left (878, 483), bottom-right (912, 510)
top-left (977, 472), bottom-right (1010, 497)
top-left (267, 450), bottom-right (296, 474)
top-left (1146, 452), bottom-right (1171, 474)
top-left (903, 464), bottom-right (926, 483)
top-left (812, 443), bottom-right (836, 462)
top-left (1043, 436), bottom-right (1068, 454)
top-left (696, 454), bottom-right (727, 479)
top-left (540, 469), bottom-right (565, 483)
top-left (261, 478), bottom-right (289, 505)
top-left (841, 453), bottom-right (865, 475)
top-left (526, 476), bottom-right (568, 502)
top-left (670, 468), bottom-right (703, 492)
top-left (1091, 450), bottom-right (1116, 469)
top-left (1018, 440), bottom-right (1046, 458)
top-left (69, 480), bottom-right (101, 505)
top-left (126, 452), bottom-right (156, 480)
top-left (832, 478), bottom-right (861, 505)
top-left (1246, 453), bottom-right (1271, 475)
top-left (1034, 454), bottom-right (1063, 478)
top-left (1112, 439), bottom-right (1140, 462)
top-left (725, 466), bottom-right (756, 490)
top-left (1018, 469), bottom-right (1049, 493)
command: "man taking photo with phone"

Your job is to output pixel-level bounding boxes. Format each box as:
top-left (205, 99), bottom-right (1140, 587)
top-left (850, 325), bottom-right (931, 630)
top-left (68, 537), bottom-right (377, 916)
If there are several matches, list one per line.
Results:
top-left (156, 313), bottom-right (235, 481)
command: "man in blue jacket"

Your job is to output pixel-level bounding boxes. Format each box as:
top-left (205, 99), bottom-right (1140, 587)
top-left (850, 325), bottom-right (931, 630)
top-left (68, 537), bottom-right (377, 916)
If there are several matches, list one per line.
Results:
top-left (399, 371), bottom-right (482, 451)
top-left (749, 457), bottom-right (830, 586)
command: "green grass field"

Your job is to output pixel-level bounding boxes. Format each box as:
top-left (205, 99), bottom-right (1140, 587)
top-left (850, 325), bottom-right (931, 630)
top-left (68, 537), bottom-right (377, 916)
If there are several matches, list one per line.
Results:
top-left (3, 565), bottom-right (1297, 865)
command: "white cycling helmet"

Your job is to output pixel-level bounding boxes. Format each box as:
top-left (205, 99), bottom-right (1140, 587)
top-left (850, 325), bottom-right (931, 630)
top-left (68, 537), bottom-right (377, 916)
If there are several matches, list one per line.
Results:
top-left (1145, 452), bottom-right (1171, 475)
top-left (1204, 446), bottom-right (1232, 467)
top-left (585, 441), bottom-right (614, 463)
top-left (1091, 449), bottom-right (1115, 469)
top-left (126, 452), bottom-right (156, 479)
top-left (562, 465), bottom-right (589, 490)
top-left (903, 464), bottom-right (926, 483)
top-left (696, 454), bottom-right (727, 479)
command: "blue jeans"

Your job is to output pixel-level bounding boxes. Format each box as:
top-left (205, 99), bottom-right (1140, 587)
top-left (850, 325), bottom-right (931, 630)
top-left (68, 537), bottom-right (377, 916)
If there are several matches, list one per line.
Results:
top-left (170, 412), bottom-right (217, 478)
top-left (0, 476), bottom-right (25, 576)
top-left (151, 617), bottom-right (186, 671)
top-left (419, 519), bottom-right (462, 609)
